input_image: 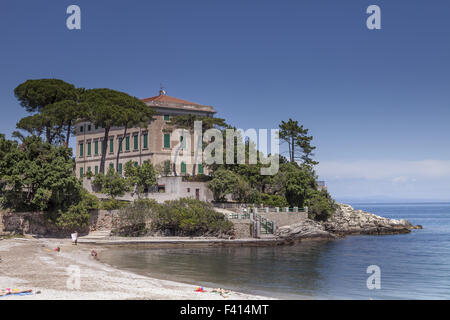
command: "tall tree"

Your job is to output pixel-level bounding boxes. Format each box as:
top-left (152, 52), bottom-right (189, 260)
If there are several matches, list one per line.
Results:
top-left (115, 103), bottom-right (156, 171)
top-left (82, 89), bottom-right (155, 174)
top-left (279, 118), bottom-right (318, 166)
top-left (167, 115), bottom-right (229, 176)
top-left (14, 79), bottom-right (78, 144)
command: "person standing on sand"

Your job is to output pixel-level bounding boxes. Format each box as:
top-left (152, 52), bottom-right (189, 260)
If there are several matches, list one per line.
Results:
top-left (71, 231), bottom-right (78, 245)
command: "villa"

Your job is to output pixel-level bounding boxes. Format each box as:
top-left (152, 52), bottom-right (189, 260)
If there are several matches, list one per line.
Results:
top-left (75, 89), bottom-right (216, 179)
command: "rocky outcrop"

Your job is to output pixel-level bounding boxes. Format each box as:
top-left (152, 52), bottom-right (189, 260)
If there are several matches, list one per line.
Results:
top-left (275, 219), bottom-right (335, 241)
top-left (275, 203), bottom-right (419, 241)
top-left (322, 203), bottom-right (416, 236)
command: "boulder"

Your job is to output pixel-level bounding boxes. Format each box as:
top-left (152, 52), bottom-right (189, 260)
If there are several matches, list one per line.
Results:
top-left (322, 203), bottom-right (416, 236)
top-left (275, 219), bottom-right (335, 241)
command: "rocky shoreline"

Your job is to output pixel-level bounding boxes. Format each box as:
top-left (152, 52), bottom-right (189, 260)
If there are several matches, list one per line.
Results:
top-left (275, 203), bottom-right (422, 241)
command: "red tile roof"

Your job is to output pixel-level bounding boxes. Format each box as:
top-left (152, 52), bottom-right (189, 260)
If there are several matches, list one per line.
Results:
top-left (141, 94), bottom-right (216, 113)
top-left (141, 94), bottom-right (203, 106)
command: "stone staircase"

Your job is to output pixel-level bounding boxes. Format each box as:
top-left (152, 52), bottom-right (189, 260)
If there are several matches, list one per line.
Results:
top-left (79, 230), bottom-right (111, 241)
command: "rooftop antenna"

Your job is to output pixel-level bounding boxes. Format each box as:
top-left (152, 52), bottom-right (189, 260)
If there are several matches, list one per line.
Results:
top-left (159, 83), bottom-right (166, 96)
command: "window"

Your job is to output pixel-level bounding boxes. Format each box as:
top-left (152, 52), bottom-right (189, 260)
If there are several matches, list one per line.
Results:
top-left (143, 133), bottom-right (148, 149)
top-left (95, 166), bottom-right (98, 175)
top-left (79, 143), bottom-right (84, 157)
top-left (181, 162), bottom-right (186, 174)
top-left (80, 125), bottom-right (84, 133)
top-left (87, 166), bottom-right (91, 173)
top-left (198, 163), bottom-right (204, 174)
top-left (180, 136), bottom-right (186, 150)
top-left (187, 188), bottom-right (190, 193)
top-left (133, 135), bottom-right (138, 150)
top-left (134, 162), bottom-right (138, 168)
top-left (79, 167), bottom-right (83, 178)
top-left (164, 133), bottom-right (170, 149)
top-left (94, 141), bottom-right (99, 156)
top-left (125, 136), bottom-right (130, 151)
top-left (88, 124), bottom-right (91, 131)
top-left (118, 163), bottom-right (123, 175)
top-left (109, 138), bottom-right (114, 153)
top-left (164, 114), bottom-right (170, 121)
top-left (95, 124), bottom-right (99, 130)
top-left (109, 163), bottom-right (114, 171)
top-left (119, 137), bottom-right (123, 152)
top-left (87, 142), bottom-right (91, 156)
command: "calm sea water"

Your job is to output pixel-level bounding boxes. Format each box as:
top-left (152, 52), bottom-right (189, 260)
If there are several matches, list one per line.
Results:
top-left (99, 203), bottom-right (450, 299)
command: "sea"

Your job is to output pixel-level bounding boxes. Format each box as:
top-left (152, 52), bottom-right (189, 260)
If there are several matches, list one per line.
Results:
top-left (98, 203), bottom-right (450, 299)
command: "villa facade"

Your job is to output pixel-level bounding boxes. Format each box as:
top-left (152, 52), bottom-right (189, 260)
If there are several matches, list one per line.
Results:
top-left (75, 90), bottom-right (216, 179)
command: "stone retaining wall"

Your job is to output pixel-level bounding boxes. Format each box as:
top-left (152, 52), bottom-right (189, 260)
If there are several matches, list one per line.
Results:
top-left (0, 209), bottom-right (120, 236)
top-left (231, 219), bottom-right (252, 239)
top-left (258, 211), bottom-right (307, 228)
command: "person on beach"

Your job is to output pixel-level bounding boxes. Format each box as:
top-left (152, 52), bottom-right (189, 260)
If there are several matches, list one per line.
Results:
top-left (71, 231), bottom-right (78, 245)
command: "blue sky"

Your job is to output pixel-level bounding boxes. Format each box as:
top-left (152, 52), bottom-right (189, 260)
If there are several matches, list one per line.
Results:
top-left (1, 0), bottom-right (449, 201)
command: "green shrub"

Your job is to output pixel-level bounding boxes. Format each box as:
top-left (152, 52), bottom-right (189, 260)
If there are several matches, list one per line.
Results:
top-left (152, 198), bottom-right (234, 237)
top-left (306, 190), bottom-right (336, 221)
top-left (55, 202), bottom-right (90, 231)
top-left (256, 193), bottom-right (289, 207)
top-left (101, 199), bottom-right (129, 210)
top-left (92, 169), bottom-right (131, 199)
top-left (113, 199), bottom-right (160, 237)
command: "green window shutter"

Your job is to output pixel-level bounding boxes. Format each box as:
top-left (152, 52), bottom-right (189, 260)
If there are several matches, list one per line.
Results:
top-left (125, 136), bottom-right (130, 151)
top-left (118, 163), bottom-right (122, 175)
top-left (181, 162), bottom-right (186, 173)
top-left (109, 163), bottom-right (114, 171)
top-left (88, 125), bottom-right (91, 131)
top-left (134, 135), bottom-right (138, 150)
top-left (87, 142), bottom-right (91, 156)
top-left (94, 141), bottom-right (99, 155)
top-left (109, 138), bottom-right (114, 153)
top-left (80, 167), bottom-right (84, 178)
top-left (180, 136), bottom-right (186, 150)
top-left (134, 162), bottom-right (138, 167)
top-left (95, 124), bottom-right (99, 130)
top-left (198, 163), bottom-right (204, 174)
top-left (119, 138), bottom-right (123, 152)
top-left (143, 133), bottom-right (148, 149)
top-left (87, 166), bottom-right (91, 173)
top-left (95, 166), bottom-right (98, 175)
top-left (80, 126), bottom-right (84, 133)
top-left (79, 143), bottom-right (84, 157)
top-left (164, 114), bottom-right (170, 121)
top-left (164, 133), bottom-right (170, 149)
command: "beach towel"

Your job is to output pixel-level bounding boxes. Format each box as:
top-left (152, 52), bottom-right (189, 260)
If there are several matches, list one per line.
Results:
top-left (0, 289), bottom-right (33, 297)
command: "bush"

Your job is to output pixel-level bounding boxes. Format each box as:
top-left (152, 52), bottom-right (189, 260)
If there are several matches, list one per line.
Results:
top-left (113, 199), bottom-right (160, 237)
top-left (101, 199), bottom-right (129, 210)
top-left (92, 169), bottom-right (131, 199)
top-left (183, 174), bottom-right (211, 182)
top-left (55, 202), bottom-right (90, 231)
top-left (152, 198), bottom-right (234, 237)
top-left (256, 193), bottom-right (289, 207)
top-left (208, 169), bottom-right (239, 202)
top-left (306, 190), bottom-right (336, 221)
top-left (54, 191), bottom-right (99, 231)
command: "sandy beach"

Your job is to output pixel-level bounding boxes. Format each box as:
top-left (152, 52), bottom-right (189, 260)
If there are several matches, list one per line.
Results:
top-left (0, 237), bottom-right (271, 300)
